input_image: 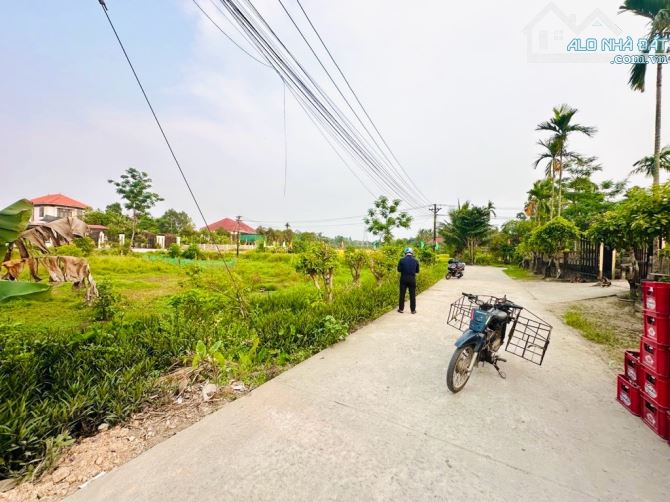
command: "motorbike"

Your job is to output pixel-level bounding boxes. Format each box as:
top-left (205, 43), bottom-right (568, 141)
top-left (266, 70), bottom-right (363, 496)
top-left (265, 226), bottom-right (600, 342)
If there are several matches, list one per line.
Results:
top-left (445, 292), bottom-right (551, 393)
top-left (445, 260), bottom-right (465, 280)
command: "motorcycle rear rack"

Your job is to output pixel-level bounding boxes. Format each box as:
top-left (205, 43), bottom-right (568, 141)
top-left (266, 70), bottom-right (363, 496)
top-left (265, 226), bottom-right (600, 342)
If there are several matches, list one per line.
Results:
top-left (446, 294), bottom-right (552, 366)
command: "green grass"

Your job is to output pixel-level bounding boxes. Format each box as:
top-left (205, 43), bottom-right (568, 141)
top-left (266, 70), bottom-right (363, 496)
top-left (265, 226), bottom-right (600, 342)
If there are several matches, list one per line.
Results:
top-left (502, 265), bottom-right (540, 281)
top-left (564, 308), bottom-right (617, 345)
top-left (0, 249), bottom-right (446, 478)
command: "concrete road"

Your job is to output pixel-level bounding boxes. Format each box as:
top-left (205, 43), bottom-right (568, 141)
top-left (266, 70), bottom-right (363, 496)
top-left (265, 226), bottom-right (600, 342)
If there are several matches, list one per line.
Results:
top-left (70, 267), bottom-right (670, 502)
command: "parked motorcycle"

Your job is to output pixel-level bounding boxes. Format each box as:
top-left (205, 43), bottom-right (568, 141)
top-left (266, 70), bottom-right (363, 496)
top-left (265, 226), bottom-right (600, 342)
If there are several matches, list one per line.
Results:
top-left (445, 259), bottom-right (465, 280)
top-left (445, 292), bottom-right (552, 393)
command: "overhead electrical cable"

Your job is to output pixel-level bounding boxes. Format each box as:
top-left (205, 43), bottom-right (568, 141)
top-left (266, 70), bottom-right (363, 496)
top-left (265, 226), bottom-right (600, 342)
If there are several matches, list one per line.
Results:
top-left (276, 0), bottom-right (428, 206)
top-left (95, 0), bottom-right (248, 314)
top-left (293, 0), bottom-right (429, 205)
top-left (192, 0), bottom-right (271, 67)
top-left (217, 0), bottom-right (424, 206)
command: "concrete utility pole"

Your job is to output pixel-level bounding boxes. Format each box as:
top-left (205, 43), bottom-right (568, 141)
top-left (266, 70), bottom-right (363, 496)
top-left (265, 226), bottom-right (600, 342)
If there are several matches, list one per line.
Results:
top-left (236, 216), bottom-right (242, 257)
top-left (429, 204), bottom-right (442, 251)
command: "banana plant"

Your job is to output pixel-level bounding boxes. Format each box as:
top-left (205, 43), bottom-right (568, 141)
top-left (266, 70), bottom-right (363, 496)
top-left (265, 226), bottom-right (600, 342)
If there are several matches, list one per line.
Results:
top-left (0, 199), bottom-right (51, 301)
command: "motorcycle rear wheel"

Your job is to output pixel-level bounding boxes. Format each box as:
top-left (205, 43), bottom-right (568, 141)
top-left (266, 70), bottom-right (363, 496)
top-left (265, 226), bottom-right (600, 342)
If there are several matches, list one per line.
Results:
top-left (446, 345), bottom-right (476, 393)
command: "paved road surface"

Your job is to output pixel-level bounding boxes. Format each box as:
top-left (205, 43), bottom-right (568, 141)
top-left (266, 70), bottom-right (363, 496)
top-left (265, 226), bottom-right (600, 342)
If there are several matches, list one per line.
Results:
top-left (70, 267), bottom-right (670, 501)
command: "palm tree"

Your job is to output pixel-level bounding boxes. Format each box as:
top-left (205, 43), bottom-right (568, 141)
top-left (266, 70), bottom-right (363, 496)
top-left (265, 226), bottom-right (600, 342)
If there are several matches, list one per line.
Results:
top-left (536, 105), bottom-right (596, 217)
top-left (620, 0), bottom-right (670, 186)
top-left (525, 179), bottom-right (552, 223)
top-left (631, 146), bottom-right (670, 177)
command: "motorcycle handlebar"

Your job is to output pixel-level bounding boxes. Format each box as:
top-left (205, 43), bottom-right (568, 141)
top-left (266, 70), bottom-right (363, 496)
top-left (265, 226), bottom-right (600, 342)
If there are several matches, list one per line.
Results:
top-left (462, 292), bottom-right (523, 310)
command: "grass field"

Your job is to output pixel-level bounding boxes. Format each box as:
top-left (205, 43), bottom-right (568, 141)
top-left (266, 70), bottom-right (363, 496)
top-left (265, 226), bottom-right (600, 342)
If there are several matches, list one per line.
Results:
top-left (0, 249), bottom-right (446, 479)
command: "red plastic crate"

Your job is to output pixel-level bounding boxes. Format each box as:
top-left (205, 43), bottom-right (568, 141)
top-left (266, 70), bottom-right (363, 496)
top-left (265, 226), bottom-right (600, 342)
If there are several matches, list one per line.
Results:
top-left (640, 337), bottom-right (670, 377)
top-left (643, 311), bottom-right (670, 346)
top-left (642, 281), bottom-right (670, 315)
top-left (640, 365), bottom-right (670, 408)
top-left (624, 350), bottom-right (641, 385)
top-left (617, 374), bottom-right (641, 415)
top-left (640, 393), bottom-right (670, 440)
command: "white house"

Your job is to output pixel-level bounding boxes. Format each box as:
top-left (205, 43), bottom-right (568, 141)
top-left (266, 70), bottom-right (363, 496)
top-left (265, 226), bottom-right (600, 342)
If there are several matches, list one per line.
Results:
top-left (30, 193), bottom-right (89, 223)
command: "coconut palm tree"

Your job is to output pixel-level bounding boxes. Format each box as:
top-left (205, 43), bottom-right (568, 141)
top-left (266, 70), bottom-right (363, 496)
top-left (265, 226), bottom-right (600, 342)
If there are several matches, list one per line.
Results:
top-left (631, 146), bottom-right (670, 177)
top-left (536, 105), bottom-right (596, 217)
top-left (620, 0), bottom-right (670, 186)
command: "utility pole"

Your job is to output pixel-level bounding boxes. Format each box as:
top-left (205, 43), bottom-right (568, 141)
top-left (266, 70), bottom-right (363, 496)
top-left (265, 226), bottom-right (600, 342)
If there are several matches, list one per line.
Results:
top-left (429, 204), bottom-right (442, 251)
top-left (235, 215), bottom-right (242, 257)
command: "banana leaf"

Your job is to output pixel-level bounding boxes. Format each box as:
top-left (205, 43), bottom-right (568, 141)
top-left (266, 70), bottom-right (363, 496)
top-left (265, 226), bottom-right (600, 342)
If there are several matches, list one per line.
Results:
top-left (0, 199), bottom-right (33, 246)
top-left (0, 280), bottom-right (50, 302)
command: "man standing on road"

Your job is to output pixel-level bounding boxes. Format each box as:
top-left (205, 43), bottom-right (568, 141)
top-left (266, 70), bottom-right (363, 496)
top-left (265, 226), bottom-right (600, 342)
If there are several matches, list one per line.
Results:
top-left (397, 247), bottom-right (420, 314)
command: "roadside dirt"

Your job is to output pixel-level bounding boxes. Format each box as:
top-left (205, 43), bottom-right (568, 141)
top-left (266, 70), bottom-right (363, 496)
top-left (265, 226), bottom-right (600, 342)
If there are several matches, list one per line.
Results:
top-left (0, 369), bottom-right (253, 502)
top-left (553, 295), bottom-right (643, 371)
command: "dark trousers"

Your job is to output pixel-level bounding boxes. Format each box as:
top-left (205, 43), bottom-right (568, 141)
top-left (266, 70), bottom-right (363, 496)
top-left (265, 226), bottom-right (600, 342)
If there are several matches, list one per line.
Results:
top-left (399, 278), bottom-right (416, 312)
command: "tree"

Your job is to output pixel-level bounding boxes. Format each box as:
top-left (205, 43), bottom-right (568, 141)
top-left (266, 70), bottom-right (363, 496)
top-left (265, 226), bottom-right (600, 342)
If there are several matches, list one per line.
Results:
top-left (528, 217), bottom-right (581, 278)
top-left (415, 229), bottom-right (433, 246)
top-left (295, 241), bottom-right (338, 301)
top-left (364, 196), bottom-right (412, 244)
top-left (631, 146), bottom-right (670, 178)
top-left (158, 209), bottom-right (195, 235)
top-left (620, 0), bottom-right (670, 186)
top-left (368, 246), bottom-right (398, 286)
top-left (536, 105), bottom-right (596, 216)
top-left (524, 179), bottom-right (553, 223)
top-left (439, 202), bottom-right (494, 264)
top-left (108, 168), bottom-right (163, 247)
top-left (344, 247), bottom-right (367, 286)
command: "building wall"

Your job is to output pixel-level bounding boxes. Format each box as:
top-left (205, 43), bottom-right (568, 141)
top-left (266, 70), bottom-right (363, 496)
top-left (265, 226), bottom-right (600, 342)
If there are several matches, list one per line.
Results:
top-left (32, 205), bottom-right (85, 222)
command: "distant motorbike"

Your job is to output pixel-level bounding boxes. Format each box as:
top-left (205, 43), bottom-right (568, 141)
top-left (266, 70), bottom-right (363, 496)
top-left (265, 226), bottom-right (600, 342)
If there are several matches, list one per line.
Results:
top-left (445, 259), bottom-right (465, 280)
top-left (445, 292), bottom-right (552, 393)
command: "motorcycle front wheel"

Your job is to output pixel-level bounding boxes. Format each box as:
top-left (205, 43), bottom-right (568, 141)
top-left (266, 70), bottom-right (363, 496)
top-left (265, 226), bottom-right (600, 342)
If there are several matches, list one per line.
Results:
top-left (445, 274), bottom-right (451, 280)
top-left (446, 344), bottom-right (476, 393)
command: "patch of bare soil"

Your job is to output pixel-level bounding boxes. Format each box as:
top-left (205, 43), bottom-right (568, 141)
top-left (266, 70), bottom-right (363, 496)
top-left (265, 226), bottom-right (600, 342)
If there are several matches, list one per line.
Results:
top-left (556, 295), bottom-right (643, 370)
top-left (0, 368), bottom-right (255, 502)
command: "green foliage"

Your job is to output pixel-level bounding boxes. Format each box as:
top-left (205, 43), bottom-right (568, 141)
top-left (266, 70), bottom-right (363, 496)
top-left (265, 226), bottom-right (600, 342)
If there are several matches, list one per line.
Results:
top-left (364, 196), bottom-right (412, 244)
top-left (167, 243), bottom-right (181, 259)
top-left (157, 209), bottom-right (195, 236)
top-left (417, 247), bottom-right (437, 265)
top-left (108, 168), bottom-right (164, 246)
top-left (528, 217), bottom-right (581, 256)
top-left (181, 244), bottom-right (204, 260)
top-left (564, 308), bottom-right (617, 345)
top-left (92, 282), bottom-right (121, 321)
top-left (0, 199), bottom-right (33, 248)
top-left (344, 247), bottom-right (367, 285)
top-left (52, 244), bottom-right (84, 257)
top-left (295, 241), bottom-right (338, 301)
top-left (0, 281), bottom-right (50, 302)
top-left (440, 202), bottom-right (494, 264)
top-left (368, 245), bottom-right (399, 285)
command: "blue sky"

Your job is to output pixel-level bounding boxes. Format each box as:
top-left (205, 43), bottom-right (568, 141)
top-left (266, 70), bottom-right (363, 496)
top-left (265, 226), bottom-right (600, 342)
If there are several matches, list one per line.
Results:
top-left (1, 1), bottom-right (663, 238)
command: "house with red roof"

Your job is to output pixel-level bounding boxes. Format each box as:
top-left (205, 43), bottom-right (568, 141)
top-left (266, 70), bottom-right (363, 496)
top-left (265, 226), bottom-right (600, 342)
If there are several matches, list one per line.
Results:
top-left (30, 193), bottom-right (90, 223)
top-left (204, 218), bottom-right (259, 243)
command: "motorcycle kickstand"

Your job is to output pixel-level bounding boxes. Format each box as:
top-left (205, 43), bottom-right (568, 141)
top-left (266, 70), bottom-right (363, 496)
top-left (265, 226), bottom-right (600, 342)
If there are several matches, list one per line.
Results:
top-left (493, 360), bottom-right (506, 380)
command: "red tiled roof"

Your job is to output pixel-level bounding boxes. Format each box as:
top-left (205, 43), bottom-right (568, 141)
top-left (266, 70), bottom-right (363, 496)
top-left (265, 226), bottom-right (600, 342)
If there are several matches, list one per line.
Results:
top-left (205, 218), bottom-right (256, 234)
top-left (31, 194), bottom-right (89, 209)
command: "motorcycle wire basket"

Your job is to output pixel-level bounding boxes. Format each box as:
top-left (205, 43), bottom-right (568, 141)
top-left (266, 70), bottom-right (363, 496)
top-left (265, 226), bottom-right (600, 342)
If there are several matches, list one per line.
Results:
top-left (446, 294), bottom-right (502, 331)
top-left (505, 309), bottom-right (552, 366)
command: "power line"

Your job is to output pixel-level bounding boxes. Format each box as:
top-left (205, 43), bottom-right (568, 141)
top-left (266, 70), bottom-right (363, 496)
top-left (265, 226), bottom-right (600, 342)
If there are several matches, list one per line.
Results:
top-left (192, 0), bottom-right (271, 67)
top-left (293, 0), bottom-right (429, 205)
top-left (276, 0), bottom-right (429, 206)
top-left (96, 0), bottom-right (248, 315)
top-left (217, 0), bottom-right (424, 206)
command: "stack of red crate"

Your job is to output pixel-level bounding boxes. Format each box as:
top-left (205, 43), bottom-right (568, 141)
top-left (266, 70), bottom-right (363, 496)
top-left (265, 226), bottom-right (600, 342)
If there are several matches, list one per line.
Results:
top-left (617, 281), bottom-right (670, 443)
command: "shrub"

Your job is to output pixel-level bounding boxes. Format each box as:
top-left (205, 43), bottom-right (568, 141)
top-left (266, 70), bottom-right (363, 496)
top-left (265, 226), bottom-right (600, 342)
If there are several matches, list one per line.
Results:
top-left (417, 247), bottom-right (437, 265)
top-left (181, 243), bottom-right (204, 260)
top-left (53, 244), bottom-right (84, 257)
top-left (74, 237), bottom-right (96, 256)
top-left (92, 282), bottom-right (122, 321)
top-left (167, 243), bottom-right (181, 259)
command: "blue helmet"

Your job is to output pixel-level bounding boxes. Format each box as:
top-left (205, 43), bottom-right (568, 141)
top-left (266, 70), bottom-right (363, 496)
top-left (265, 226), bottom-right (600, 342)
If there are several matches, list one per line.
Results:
top-left (404, 247), bottom-right (414, 255)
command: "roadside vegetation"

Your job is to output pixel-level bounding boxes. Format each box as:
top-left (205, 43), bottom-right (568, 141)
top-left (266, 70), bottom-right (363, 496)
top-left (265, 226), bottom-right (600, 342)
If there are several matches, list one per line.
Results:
top-left (563, 297), bottom-right (642, 367)
top-left (0, 243), bottom-right (444, 480)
